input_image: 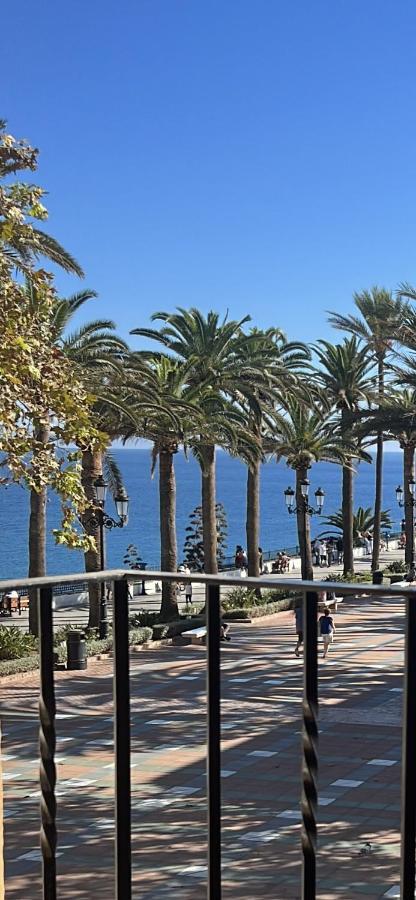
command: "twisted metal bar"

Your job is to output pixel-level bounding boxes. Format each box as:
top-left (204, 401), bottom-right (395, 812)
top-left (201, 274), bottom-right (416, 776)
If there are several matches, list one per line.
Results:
top-left (301, 590), bottom-right (318, 900)
top-left (38, 586), bottom-right (57, 899)
top-left (206, 583), bottom-right (221, 899)
top-left (400, 595), bottom-right (416, 899)
top-left (113, 578), bottom-right (132, 899)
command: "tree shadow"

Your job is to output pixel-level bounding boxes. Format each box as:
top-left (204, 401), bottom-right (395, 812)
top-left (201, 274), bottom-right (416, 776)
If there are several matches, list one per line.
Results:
top-left (2, 594), bottom-right (406, 898)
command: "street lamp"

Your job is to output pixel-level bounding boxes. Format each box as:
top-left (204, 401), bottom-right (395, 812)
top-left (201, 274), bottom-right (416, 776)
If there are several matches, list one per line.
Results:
top-left (90, 476), bottom-right (130, 638)
top-left (284, 481), bottom-right (325, 516)
top-left (284, 480), bottom-right (326, 579)
top-left (395, 480), bottom-right (416, 568)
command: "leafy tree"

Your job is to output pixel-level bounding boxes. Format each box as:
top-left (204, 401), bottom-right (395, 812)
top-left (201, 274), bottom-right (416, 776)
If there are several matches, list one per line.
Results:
top-left (0, 124), bottom-right (100, 633)
top-left (0, 120), bottom-right (82, 276)
top-left (328, 287), bottom-right (409, 570)
top-left (183, 503), bottom-right (228, 571)
top-left (24, 281), bottom-right (129, 629)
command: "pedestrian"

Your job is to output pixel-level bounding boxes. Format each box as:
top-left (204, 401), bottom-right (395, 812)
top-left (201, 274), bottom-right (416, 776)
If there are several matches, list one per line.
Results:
top-left (185, 579), bottom-right (193, 607)
top-left (235, 545), bottom-right (243, 568)
top-left (294, 604), bottom-right (303, 657)
top-left (314, 540), bottom-right (322, 566)
top-left (336, 536), bottom-right (343, 564)
top-left (258, 546), bottom-right (263, 572)
top-left (327, 541), bottom-right (333, 567)
top-left (319, 607), bottom-right (335, 659)
top-left (319, 540), bottom-right (327, 567)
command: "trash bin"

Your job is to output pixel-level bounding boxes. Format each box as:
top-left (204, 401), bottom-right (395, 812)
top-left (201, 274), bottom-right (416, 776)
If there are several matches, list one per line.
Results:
top-left (372, 570), bottom-right (383, 585)
top-left (66, 630), bottom-right (87, 670)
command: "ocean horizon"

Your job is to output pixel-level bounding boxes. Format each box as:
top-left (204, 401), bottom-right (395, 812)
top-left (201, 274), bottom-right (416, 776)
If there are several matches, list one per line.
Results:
top-left (0, 448), bottom-right (405, 581)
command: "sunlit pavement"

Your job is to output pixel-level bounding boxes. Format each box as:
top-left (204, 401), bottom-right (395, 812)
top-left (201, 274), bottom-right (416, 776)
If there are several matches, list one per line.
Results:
top-left (1, 591), bottom-right (408, 898)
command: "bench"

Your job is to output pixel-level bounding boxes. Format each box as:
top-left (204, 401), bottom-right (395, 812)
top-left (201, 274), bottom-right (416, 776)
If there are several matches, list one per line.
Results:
top-left (318, 595), bottom-right (343, 612)
top-left (183, 626), bottom-right (207, 645)
top-left (329, 596), bottom-right (343, 611)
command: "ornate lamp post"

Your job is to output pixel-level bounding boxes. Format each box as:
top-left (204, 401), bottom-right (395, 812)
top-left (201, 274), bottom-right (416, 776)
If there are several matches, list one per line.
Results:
top-left (395, 480), bottom-right (416, 568)
top-left (284, 480), bottom-right (325, 517)
top-left (284, 479), bottom-right (325, 579)
top-left (89, 475), bottom-right (129, 638)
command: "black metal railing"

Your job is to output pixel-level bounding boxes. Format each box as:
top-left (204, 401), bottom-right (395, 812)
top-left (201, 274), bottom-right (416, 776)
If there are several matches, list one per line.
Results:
top-left (1, 568), bottom-right (416, 900)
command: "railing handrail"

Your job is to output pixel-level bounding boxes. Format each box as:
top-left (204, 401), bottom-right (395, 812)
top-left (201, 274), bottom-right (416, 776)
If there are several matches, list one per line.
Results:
top-left (5, 566), bottom-right (416, 899)
top-left (0, 567), bottom-right (416, 597)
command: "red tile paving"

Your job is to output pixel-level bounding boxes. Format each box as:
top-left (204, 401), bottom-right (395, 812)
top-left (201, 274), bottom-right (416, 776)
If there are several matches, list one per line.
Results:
top-left (1, 592), bottom-right (409, 898)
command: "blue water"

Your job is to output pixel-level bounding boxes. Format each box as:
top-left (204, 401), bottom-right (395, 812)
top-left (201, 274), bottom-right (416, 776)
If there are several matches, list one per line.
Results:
top-left (0, 449), bottom-right (404, 580)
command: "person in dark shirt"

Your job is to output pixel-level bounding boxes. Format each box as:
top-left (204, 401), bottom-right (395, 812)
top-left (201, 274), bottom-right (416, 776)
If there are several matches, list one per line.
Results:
top-left (319, 607), bottom-right (335, 659)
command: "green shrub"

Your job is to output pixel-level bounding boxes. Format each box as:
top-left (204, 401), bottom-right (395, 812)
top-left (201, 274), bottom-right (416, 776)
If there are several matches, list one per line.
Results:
top-left (260, 589), bottom-right (301, 606)
top-left (323, 572), bottom-right (373, 584)
top-left (0, 626), bottom-right (153, 677)
top-left (222, 588), bottom-right (263, 611)
top-left (385, 560), bottom-right (407, 574)
top-left (0, 626), bottom-right (38, 660)
top-left (0, 654), bottom-right (40, 676)
top-left (129, 610), bottom-right (160, 629)
top-left (223, 598), bottom-right (296, 620)
top-left (129, 627), bottom-right (153, 645)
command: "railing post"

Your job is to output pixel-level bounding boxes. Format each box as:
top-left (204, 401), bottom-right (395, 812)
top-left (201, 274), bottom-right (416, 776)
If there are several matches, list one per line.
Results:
top-left (38, 586), bottom-right (57, 900)
top-left (400, 590), bottom-right (416, 899)
top-left (206, 582), bottom-right (221, 899)
top-left (113, 578), bottom-right (132, 900)
top-left (301, 590), bottom-right (318, 900)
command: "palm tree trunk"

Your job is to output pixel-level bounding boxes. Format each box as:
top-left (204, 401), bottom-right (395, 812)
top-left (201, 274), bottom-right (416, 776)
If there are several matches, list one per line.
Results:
top-left (81, 448), bottom-right (103, 629)
top-left (372, 357), bottom-right (385, 571)
top-left (159, 449), bottom-right (178, 619)
top-left (403, 444), bottom-right (415, 568)
top-left (342, 462), bottom-right (354, 575)
top-left (246, 461), bottom-right (260, 578)
top-left (28, 425), bottom-right (49, 636)
top-left (200, 444), bottom-right (218, 574)
top-left (296, 467), bottom-right (313, 581)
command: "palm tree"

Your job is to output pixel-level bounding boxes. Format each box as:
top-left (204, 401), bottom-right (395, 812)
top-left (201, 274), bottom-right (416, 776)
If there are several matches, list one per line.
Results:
top-left (328, 287), bottom-right (409, 570)
top-left (126, 354), bottom-right (205, 619)
top-left (270, 397), bottom-right (354, 580)
top-left (132, 309), bottom-right (281, 573)
top-left (313, 337), bottom-right (374, 574)
top-left (359, 389), bottom-right (416, 568)
top-left (320, 506), bottom-right (392, 544)
top-left (26, 283), bottom-right (129, 632)
top-left (242, 329), bottom-right (310, 577)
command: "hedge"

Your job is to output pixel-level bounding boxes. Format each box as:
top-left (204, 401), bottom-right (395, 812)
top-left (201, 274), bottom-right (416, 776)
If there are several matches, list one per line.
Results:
top-left (224, 598), bottom-right (296, 620)
top-left (0, 654), bottom-right (40, 676)
top-left (0, 626), bottom-right (153, 676)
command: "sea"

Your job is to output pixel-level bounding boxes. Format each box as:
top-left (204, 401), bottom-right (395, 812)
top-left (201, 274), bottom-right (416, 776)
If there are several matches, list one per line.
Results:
top-left (0, 449), bottom-right (405, 581)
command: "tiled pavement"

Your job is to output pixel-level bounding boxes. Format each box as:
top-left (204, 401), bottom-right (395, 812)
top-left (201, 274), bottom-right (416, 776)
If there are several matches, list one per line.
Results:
top-left (1, 593), bottom-right (410, 898)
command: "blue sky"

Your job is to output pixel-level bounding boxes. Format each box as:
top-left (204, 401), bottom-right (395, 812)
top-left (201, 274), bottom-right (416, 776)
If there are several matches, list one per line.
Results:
top-left (4, 0), bottom-right (416, 348)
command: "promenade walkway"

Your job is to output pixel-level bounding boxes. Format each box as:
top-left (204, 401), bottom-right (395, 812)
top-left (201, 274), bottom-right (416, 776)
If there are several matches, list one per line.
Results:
top-left (0, 546), bottom-right (407, 630)
top-left (1, 590), bottom-right (407, 898)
